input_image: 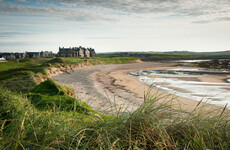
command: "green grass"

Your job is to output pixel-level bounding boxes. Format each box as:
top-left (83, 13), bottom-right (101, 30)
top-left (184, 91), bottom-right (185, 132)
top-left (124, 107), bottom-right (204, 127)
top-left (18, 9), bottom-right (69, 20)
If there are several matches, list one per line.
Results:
top-left (1, 87), bottom-right (229, 149)
top-left (0, 68), bottom-right (42, 93)
top-left (98, 50), bottom-right (230, 61)
top-left (0, 88), bottom-right (97, 149)
top-left (61, 57), bottom-right (86, 64)
top-left (1, 56), bottom-right (230, 149)
top-left (0, 74), bottom-right (37, 93)
top-left (0, 57), bottom-right (138, 94)
top-left (27, 78), bottom-right (92, 113)
top-left (88, 57), bottom-right (138, 65)
top-left (0, 61), bottom-right (30, 72)
top-left (0, 58), bottom-right (52, 91)
top-left (19, 57), bottom-right (52, 64)
top-left (61, 57), bottom-right (138, 66)
top-left (0, 57), bottom-right (52, 72)
top-left (27, 93), bottom-right (92, 112)
top-left (0, 57), bottom-right (83, 94)
top-left (30, 79), bottom-right (68, 96)
top-left (30, 78), bottom-right (75, 97)
top-left (0, 57), bottom-right (59, 77)
top-left (0, 69), bottom-right (33, 81)
top-left (52, 56), bottom-right (138, 66)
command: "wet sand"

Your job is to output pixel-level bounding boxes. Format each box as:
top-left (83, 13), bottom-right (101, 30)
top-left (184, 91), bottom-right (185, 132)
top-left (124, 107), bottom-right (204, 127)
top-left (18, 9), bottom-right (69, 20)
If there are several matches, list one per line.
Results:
top-left (53, 61), bottom-right (228, 114)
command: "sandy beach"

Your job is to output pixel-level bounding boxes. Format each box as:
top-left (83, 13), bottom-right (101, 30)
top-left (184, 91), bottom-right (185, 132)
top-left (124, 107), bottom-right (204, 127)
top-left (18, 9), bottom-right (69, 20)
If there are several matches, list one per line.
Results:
top-left (53, 61), bottom-right (228, 114)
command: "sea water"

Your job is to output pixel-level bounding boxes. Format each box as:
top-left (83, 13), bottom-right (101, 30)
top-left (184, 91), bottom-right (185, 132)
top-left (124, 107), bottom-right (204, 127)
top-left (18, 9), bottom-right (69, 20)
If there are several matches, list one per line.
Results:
top-left (128, 68), bottom-right (230, 109)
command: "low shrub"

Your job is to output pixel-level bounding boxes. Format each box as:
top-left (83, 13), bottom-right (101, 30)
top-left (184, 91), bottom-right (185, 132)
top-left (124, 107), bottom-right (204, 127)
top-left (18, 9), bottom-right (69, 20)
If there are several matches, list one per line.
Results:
top-left (0, 88), bottom-right (33, 120)
top-left (28, 78), bottom-right (92, 113)
top-left (27, 93), bottom-right (92, 113)
top-left (30, 79), bottom-right (66, 96)
top-left (0, 74), bottom-right (37, 93)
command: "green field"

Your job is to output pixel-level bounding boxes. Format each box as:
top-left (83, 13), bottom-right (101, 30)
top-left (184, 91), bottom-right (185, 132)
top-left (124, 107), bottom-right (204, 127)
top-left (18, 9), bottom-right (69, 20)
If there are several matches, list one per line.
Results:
top-left (88, 57), bottom-right (137, 65)
top-left (97, 50), bottom-right (230, 61)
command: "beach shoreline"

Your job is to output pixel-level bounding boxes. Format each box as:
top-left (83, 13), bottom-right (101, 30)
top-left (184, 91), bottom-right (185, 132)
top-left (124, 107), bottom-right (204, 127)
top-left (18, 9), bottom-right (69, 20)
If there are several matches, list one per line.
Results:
top-left (53, 61), bottom-right (227, 113)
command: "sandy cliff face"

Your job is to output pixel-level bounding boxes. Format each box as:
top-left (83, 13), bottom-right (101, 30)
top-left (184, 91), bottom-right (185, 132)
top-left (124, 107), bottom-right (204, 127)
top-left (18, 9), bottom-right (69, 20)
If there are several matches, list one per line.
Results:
top-left (46, 60), bottom-right (92, 78)
top-left (33, 60), bottom-right (92, 98)
top-left (135, 59), bottom-right (143, 63)
top-left (35, 60), bottom-right (92, 83)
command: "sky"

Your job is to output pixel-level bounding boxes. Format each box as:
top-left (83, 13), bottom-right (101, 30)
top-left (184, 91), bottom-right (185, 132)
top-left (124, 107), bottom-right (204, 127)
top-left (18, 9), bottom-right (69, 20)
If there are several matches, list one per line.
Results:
top-left (0, 0), bottom-right (230, 53)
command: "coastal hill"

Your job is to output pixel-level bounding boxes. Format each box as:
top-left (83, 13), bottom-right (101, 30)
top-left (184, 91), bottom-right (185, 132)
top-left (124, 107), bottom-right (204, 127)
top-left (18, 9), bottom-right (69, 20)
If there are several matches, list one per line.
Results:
top-left (0, 55), bottom-right (230, 149)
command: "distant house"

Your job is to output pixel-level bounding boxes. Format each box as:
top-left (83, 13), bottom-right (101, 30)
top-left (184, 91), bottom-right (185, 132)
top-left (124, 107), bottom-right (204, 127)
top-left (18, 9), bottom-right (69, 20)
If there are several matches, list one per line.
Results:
top-left (15, 53), bottom-right (26, 59)
top-left (0, 52), bottom-right (25, 60)
top-left (0, 54), bottom-right (6, 62)
top-left (0, 51), bottom-right (56, 59)
top-left (1, 53), bottom-right (15, 59)
top-left (40, 51), bottom-right (55, 57)
top-left (123, 52), bottom-right (129, 57)
top-left (58, 46), bottom-right (96, 58)
top-left (25, 52), bottom-right (40, 58)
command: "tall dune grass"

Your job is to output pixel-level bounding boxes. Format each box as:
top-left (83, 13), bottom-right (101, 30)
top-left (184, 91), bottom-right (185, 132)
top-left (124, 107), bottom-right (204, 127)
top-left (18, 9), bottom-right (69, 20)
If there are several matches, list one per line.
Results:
top-left (0, 87), bottom-right (229, 149)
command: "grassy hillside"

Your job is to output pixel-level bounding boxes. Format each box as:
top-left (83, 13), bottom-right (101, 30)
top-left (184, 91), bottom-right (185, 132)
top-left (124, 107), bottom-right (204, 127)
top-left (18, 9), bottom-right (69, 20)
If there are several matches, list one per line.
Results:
top-left (0, 87), bottom-right (98, 149)
top-left (28, 79), bottom-right (91, 112)
top-left (0, 87), bottom-right (229, 149)
top-left (0, 57), bottom-right (137, 93)
top-left (0, 56), bottom-right (230, 149)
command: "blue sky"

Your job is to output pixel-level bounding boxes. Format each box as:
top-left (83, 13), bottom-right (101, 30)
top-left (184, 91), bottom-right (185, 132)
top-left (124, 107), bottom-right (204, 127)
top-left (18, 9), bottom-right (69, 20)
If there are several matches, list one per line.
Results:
top-left (0, 0), bottom-right (230, 53)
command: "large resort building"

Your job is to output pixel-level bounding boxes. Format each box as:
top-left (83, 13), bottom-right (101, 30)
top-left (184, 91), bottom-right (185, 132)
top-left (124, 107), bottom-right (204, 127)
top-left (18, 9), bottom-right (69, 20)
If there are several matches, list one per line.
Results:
top-left (57, 46), bottom-right (96, 58)
top-left (0, 46), bottom-right (95, 60)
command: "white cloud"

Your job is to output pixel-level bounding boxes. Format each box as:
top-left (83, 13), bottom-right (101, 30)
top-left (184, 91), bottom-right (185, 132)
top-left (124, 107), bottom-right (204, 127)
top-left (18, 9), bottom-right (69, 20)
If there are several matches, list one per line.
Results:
top-left (16, 0), bottom-right (27, 2)
top-left (1, 0), bottom-right (230, 52)
top-left (0, 0), bottom-right (230, 24)
top-left (47, 0), bottom-right (230, 23)
top-left (0, 2), bottom-right (116, 23)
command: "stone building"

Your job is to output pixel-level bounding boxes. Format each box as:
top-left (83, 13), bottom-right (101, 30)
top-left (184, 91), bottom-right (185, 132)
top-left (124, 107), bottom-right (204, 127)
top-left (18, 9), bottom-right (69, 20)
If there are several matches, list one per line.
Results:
top-left (58, 47), bottom-right (74, 57)
top-left (84, 48), bottom-right (90, 58)
top-left (25, 52), bottom-right (40, 58)
top-left (40, 51), bottom-right (54, 57)
top-left (15, 53), bottom-right (26, 59)
top-left (78, 47), bottom-right (85, 57)
top-left (58, 46), bottom-right (96, 58)
top-left (89, 48), bottom-right (96, 57)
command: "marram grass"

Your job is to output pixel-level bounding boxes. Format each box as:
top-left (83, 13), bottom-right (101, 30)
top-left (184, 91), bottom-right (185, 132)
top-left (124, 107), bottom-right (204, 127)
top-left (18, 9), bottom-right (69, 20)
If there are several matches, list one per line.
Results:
top-left (0, 87), bottom-right (230, 150)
